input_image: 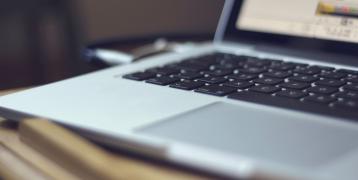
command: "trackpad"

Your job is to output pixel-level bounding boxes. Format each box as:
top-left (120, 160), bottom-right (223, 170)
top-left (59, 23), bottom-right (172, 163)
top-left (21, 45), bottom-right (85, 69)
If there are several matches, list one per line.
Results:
top-left (138, 102), bottom-right (358, 168)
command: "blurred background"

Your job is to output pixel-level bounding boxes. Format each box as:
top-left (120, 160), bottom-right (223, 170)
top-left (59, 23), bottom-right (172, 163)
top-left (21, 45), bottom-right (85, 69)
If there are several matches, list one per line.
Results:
top-left (0, 0), bottom-right (224, 90)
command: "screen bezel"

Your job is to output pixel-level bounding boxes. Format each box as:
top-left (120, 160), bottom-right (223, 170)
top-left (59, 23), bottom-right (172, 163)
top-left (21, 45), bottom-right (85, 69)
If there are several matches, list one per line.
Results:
top-left (221, 0), bottom-right (358, 57)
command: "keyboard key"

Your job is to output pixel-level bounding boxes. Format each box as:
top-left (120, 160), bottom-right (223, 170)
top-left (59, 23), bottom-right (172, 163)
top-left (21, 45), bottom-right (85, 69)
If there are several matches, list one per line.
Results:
top-left (239, 67), bottom-right (267, 74)
top-left (146, 67), bottom-right (179, 75)
top-left (176, 71), bottom-right (203, 80)
top-left (227, 73), bottom-right (258, 81)
top-left (303, 95), bottom-right (336, 104)
top-left (320, 72), bottom-right (346, 79)
top-left (203, 69), bottom-right (232, 77)
top-left (332, 100), bottom-right (358, 109)
top-left (311, 65), bottom-right (335, 71)
top-left (265, 58), bottom-right (283, 65)
top-left (169, 80), bottom-right (205, 90)
top-left (279, 82), bottom-right (310, 90)
top-left (197, 77), bottom-right (227, 84)
top-left (195, 85), bottom-right (236, 96)
top-left (196, 53), bottom-right (225, 64)
top-left (289, 75), bottom-right (319, 83)
top-left (123, 72), bottom-right (156, 81)
top-left (189, 57), bottom-right (217, 66)
top-left (210, 64), bottom-right (237, 70)
top-left (315, 79), bottom-right (345, 87)
top-left (170, 62), bottom-right (208, 72)
top-left (253, 77), bottom-right (283, 85)
top-left (345, 75), bottom-right (358, 83)
top-left (276, 90), bottom-right (308, 99)
top-left (293, 66), bottom-right (321, 75)
top-left (246, 58), bottom-right (271, 67)
top-left (219, 57), bottom-right (243, 65)
top-left (263, 71), bottom-right (293, 78)
top-left (185, 58), bottom-right (213, 68)
top-left (336, 69), bottom-right (358, 75)
top-left (223, 81), bottom-right (254, 89)
top-left (335, 91), bottom-right (358, 99)
top-left (343, 83), bottom-right (358, 91)
top-left (307, 86), bottom-right (338, 94)
top-left (291, 62), bottom-right (309, 68)
top-left (146, 77), bottom-right (179, 85)
top-left (270, 62), bottom-right (296, 71)
top-left (249, 85), bottom-right (280, 94)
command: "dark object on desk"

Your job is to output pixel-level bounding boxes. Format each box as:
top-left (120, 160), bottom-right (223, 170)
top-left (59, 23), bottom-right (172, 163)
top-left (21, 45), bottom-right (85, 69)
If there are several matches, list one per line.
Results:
top-left (83, 33), bottom-right (212, 68)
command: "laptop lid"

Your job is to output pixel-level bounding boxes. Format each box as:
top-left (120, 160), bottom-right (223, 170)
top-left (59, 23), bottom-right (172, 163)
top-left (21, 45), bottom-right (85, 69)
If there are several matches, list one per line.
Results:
top-left (216, 0), bottom-right (358, 66)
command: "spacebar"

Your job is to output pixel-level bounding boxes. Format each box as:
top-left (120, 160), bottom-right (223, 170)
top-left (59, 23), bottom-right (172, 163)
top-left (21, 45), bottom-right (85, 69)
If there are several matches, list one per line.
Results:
top-left (227, 92), bottom-right (357, 121)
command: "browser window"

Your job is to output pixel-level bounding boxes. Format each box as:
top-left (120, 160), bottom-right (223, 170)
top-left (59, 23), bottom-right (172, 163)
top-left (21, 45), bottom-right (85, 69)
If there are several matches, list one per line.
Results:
top-left (237, 0), bottom-right (358, 43)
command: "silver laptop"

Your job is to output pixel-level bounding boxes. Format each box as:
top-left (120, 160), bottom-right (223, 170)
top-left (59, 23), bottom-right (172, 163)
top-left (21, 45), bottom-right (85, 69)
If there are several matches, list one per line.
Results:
top-left (2, 0), bottom-right (358, 179)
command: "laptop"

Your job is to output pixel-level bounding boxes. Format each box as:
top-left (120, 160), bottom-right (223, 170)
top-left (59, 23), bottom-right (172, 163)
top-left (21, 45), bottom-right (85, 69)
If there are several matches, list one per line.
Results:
top-left (1, 0), bottom-right (358, 179)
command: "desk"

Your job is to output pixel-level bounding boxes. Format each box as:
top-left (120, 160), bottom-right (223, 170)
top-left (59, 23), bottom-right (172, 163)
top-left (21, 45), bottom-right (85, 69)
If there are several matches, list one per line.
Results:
top-left (0, 88), bottom-right (215, 179)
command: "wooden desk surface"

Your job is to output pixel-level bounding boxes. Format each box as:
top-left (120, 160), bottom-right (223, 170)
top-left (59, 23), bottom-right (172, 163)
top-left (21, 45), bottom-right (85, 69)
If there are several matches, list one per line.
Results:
top-left (0, 88), bottom-right (215, 180)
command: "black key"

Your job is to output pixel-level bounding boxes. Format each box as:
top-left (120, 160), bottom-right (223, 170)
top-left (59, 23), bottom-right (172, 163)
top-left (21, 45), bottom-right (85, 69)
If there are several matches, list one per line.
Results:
top-left (303, 95), bottom-right (336, 104)
top-left (204, 69), bottom-right (232, 77)
top-left (289, 75), bottom-right (319, 83)
top-left (195, 85), bottom-right (236, 96)
top-left (212, 52), bottom-right (238, 62)
top-left (245, 58), bottom-right (271, 67)
top-left (279, 82), bottom-right (310, 90)
top-left (293, 66), bottom-right (321, 75)
top-left (263, 71), bottom-right (293, 78)
top-left (228, 92), bottom-right (278, 106)
top-left (223, 81), bottom-right (254, 89)
top-left (123, 72), bottom-right (156, 81)
top-left (343, 83), bottom-right (358, 91)
top-left (345, 75), bottom-right (358, 83)
top-left (320, 72), bottom-right (346, 79)
top-left (307, 86), bottom-right (338, 94)
top-left (239, 67), bottom-right (267, 74)
top-left (189, 57), bottom-right (217, 66)
top-left (210, 64), bottom-right (237, 71)
top-left (169, 80), bottom-right (205, 90)
top-left (176, 71), bottom-right (203, 80)
top-left (146, 77), bottom-right (179, 85)
top-left (227, 73), bottom-right (258, 81)
top-left (171, 62), bottom-right (208, 72)
top-left (228, 91), bottom-right (358, 121)
top-left (276, 90), bottom-right (308, 99)
top-left (336, 69), bottom-right (358, 75)
top-left (270, 62), bottom-right (296, 71)
top-left (315, 79), bottom-right (345, 87)
top-left (187, 60), bottom-right (215, 68)
top-left (335, 91), bottom-right (358, 99)
top-left (249, 85), bottom-right (280, 94)
top-left (332, 100), bottom-right (358, 109)
top-left (253, 77), bottom-right (283, 85)
top-left (311, 65), bottom-right (335, 71)
top-left (219, 56), bottom-right (243, 65)
top-left (146, 67), bottom-right (179, 75)
top-left (291, 62), bottom-right (309, 68)
top-left (197, 77), bottom-right (227, 84)
top-left (195, 53), bottom-right (224, 64)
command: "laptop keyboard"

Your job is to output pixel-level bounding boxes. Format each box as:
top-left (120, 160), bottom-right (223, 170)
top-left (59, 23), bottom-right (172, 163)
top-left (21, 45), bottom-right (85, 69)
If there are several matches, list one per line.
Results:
top-left (123, 52), bottom-right (358, 121)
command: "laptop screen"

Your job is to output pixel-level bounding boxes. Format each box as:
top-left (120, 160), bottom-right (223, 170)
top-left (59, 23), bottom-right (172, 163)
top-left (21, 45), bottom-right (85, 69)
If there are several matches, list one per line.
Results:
top-left (237, 0), bottom-right (358, 44)
top-left (221, 0), bottom-right (358, 59)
